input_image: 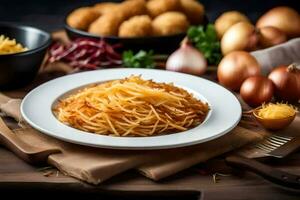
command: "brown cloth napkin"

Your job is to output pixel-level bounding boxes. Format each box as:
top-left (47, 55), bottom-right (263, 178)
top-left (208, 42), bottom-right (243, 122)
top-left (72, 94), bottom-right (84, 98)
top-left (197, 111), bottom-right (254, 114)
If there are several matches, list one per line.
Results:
top-left (0, 94), bottom-right (268, 184)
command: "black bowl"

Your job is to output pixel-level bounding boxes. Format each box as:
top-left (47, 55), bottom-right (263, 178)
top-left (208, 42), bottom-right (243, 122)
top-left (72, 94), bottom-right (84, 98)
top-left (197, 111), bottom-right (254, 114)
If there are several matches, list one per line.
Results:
top-left (0, 23), bottom-right (51, 89)
top-left (64, 23), bottom-right (185, 54)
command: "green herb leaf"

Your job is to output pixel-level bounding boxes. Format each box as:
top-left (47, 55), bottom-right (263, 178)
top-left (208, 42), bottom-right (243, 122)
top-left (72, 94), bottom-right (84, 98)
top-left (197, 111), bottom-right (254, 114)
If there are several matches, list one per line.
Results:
top-left (187, 24), bottom-right (222, 65)
top-left (122, 50), bottom-right (155, 69)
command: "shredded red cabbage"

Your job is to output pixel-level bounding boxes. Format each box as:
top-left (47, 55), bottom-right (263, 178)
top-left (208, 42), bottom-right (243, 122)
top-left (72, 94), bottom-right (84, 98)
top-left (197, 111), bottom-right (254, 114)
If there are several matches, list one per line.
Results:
top-left (47, 38), bottom-right (122, 70)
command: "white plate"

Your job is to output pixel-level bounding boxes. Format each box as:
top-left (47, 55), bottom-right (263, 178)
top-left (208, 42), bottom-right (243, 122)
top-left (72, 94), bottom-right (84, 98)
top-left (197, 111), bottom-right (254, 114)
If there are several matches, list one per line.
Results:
top-left (21, 68), bottom-right (241, 150)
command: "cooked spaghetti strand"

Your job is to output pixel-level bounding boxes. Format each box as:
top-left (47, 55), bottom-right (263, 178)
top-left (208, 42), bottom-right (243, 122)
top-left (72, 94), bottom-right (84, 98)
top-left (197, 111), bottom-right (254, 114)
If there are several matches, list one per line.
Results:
top-left (54, 76), bottom-right (209, 137)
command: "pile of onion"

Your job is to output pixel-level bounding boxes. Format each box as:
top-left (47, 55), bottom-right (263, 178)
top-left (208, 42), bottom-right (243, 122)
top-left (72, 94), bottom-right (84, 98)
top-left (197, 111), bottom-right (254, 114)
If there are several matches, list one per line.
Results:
top-left (215, 11), bottom-right (250, 39)
top-left (240, 64), bottom-right (300, 107)
top-left (218, 50), bottom-right (300, 106)
top-left (239, 64), bottom-right (300, 106)
top-left (221, 22), bottom-right (258, 55)
top-left (256, 6), bottom-right (300, 38)
top-left (258, 26), bottom-right (287, 48)
top-left (217, 51), bottom-right (260, 91)
top-left (240, 76), bottom-right (274, 107)
top-left (268, 64), bottom-right (300, 102)
top-left (221, 22), bottom-right (287, 55)
top-left (219, 7), bottom-right (300, 55)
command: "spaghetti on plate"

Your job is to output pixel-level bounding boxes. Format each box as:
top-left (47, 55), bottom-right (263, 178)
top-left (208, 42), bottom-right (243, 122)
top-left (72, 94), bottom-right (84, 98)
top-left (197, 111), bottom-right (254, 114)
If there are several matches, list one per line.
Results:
top-left (53, 76), bottom-right (209, 137)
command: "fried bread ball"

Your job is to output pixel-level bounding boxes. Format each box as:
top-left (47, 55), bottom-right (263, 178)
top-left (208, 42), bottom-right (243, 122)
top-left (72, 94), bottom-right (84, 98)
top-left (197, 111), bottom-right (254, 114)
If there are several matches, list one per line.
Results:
top-left (67, 7), bottom-right (100, 30)
top-left (88, 0), bottom-right (147, 36)
top-left (146, 0), bottom-right (181, 18)
top-left (119, 15), bottom-right (152, 37)
top-left (152, 12), bottom-right (190, 36)
top-left (180, 0), bottom-right (205, 24)
top-left (88, 13), bottom-right (124, 36)
top-left (93, 2), bottom-right (120, 15)
top-left (120, 0), bottom-right (147, 20)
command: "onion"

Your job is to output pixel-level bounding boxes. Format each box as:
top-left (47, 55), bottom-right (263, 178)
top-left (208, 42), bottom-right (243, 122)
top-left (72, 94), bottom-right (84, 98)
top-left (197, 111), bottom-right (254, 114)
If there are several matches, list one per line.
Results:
top-left (221, 22), bottom-right (258, 55)
top-left (268, 64), bottom-right (300, 102)
top-left (256, 6), bottom-right (300, 38)
top-left (240, 76), bottom-right (274, 107)
top-left (166, 40), bottom-right (207, 75)
top-left (215, 11), bottom-right (250, 39)
top-left (217, 51), bottom-right (261, 91)
top-left (258, 26), bottom-right (287, 48)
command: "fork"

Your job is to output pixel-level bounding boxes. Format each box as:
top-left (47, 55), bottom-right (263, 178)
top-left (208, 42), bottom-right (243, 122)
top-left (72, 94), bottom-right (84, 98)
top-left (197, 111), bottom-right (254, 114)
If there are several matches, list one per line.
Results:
top-left (255, 135), bottom-right (300, 158)
top-left (237, 134), bottom-right (300, 159)
top-left (225, 134), bottom-right (300, 189)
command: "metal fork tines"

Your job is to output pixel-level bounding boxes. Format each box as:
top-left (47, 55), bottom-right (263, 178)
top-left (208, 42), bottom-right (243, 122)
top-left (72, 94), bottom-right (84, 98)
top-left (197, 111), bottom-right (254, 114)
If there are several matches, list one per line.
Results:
top-left (238, 134), bottom-right (300, 159)
top-left (255, 135), bottom-right (293, 157)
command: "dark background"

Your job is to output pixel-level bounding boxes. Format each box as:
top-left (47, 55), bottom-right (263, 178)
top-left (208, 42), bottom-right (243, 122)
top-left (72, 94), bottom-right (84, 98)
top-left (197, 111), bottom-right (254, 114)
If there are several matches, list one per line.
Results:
top-left (0, 0), bottom-right (299, 32)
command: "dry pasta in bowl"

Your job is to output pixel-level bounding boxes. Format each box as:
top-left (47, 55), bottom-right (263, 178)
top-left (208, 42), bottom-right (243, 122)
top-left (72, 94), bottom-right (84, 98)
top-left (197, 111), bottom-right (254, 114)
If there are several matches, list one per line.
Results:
top-left (0, 35), bottom-right (28, 55)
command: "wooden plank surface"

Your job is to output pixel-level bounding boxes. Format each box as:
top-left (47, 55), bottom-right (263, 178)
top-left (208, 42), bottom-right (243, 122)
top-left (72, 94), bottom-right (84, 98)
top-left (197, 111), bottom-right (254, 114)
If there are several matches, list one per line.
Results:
top-left (1, 146), bottom-right (300, 199)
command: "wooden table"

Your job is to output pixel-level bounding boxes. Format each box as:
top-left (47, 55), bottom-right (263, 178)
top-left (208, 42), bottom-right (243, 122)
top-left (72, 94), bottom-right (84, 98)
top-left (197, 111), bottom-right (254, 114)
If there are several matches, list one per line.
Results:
top-left (0, 33), bottom-right (300, 199)
top-left (1, 144), bottom-right (300, 199)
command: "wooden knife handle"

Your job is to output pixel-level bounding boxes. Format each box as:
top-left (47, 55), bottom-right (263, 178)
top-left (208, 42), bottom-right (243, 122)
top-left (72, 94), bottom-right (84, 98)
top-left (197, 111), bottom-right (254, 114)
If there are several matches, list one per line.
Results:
top-left (226, 155), bottom-right (300, 190)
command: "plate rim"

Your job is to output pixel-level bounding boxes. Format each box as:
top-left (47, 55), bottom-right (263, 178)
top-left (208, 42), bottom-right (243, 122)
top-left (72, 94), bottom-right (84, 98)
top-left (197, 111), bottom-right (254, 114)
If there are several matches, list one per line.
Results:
top-left (21, 68), bottom-right (242, 150)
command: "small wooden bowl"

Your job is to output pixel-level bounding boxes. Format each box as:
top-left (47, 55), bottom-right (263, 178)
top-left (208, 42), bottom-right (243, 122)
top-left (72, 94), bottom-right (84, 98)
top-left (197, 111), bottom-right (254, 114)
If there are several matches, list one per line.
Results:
top-left (253, 109), bottom-right (296, 130)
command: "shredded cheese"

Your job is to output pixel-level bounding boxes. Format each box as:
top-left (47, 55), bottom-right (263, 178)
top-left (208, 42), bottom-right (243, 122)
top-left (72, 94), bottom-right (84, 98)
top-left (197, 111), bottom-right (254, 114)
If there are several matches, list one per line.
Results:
top-left (257, 103), bottom-right (297, 119)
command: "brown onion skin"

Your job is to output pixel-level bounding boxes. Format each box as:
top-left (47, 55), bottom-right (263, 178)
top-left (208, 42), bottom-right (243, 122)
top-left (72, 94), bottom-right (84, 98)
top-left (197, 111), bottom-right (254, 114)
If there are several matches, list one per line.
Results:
top-left (221, 22), bottom-right (258, 55)
top-left (268, 64), bottom-right (300, 102)
top-left (217, 51), bottom-right (261, 91)
top-left (256, 6), bottom-right (300, 38)
top-left (240, 76), bottom-right (274, 107)
top-left (258, 26), bottom-right (287, 48)
top-left (215, 11), bottom-right (250, 39)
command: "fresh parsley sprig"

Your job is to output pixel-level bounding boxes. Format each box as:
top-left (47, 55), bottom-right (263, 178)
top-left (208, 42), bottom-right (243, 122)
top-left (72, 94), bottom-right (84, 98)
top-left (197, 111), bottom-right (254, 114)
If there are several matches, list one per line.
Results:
top-left (122, 50), bottom-right (155, 69)
top-left (187, 24), bottom-right (222, 65)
